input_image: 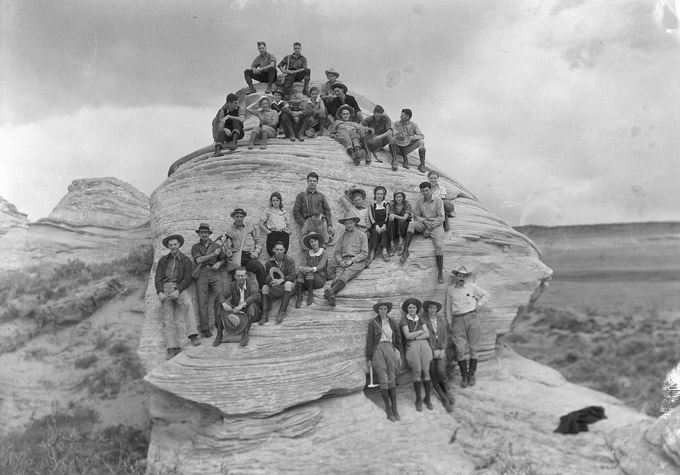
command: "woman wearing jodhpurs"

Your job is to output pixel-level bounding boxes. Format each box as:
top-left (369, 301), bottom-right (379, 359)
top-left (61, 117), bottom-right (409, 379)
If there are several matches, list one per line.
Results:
top-left (399, 298), bottom-right (433, 412)
top-left (422, 300), bottom-right (455, 412)
top-left (294, 232), bottom-right (328, 308)
top-left (366, 300), bottom-right (403, 422)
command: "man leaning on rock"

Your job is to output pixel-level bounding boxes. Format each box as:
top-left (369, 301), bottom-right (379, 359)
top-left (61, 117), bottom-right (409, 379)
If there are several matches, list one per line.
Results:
top-left (191, 222), bottom-right (225, 339)
top-left (155, 234), bottom-right (200, 360)
top-left (224, 208), bottom-right (267, 289)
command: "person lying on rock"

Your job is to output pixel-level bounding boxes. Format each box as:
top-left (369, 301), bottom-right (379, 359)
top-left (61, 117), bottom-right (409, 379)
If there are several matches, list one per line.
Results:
top-left (212, 93), bottom-right (246, 156)
top-left (244, 41), bottom-right (277, 94)
top-left (361, 105), bottom-right (400, 169)
top-left (320, 67), bottom-right (341, 108)
top-left (191, 222), bottom-right (225, 339)
top-left (295, 232), bottom-right (328, 308)
top-left (339, 187), bottom-right (369, 233)
top-left (399, 298), bottom-right (434, 412)
top-left (326, 82), bottom-right (363, 123)
top-left (387, 191), bottom-right (412, 258)
top-left (304, 87), bottom-right (327, 137)
top-left (400, 181), bottom-right (446, 283)
top-left (422, 300), bottom-right (455, 412)
top-left (261, 241), bottom-right (296, 324)
top-left (366, 300), bottom-right (403, 422)
top-left (260, 191), bottom-right (291, 257)
top-left (223, 207), bottom-right (266, 288)
top-left (329, 105), bottom-right (370, 165)
top-left (280, 94), bottom-right (312, 142)
top-left (428, 171), bottom-right (456, 232)
top-left (246, 96), bottom-right (279, 150)
top-left (155, 234), bottom-right (200, 360)
top-left (446, 266), bottom-right (489, 388)
top-left (278, 41), bottom-right (311, 98)
top-left (324, 210), bottom-right (368, 307)
top-left (367, 186), bottom-right (392, 263)
top-left (393, 108), bottom-right (426, 172)
top-left (213, 267), bottom-right (261, 347)
top-left (293, 171), bottom-right (335, 248)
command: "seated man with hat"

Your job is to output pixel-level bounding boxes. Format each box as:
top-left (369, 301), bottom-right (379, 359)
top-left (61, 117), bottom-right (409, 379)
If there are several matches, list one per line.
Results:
top-left (261, 241), bottom-right (297, 324)
top-left (422, 300), bottom-right (454, 412)
top-left (361, 105), bottom-right (400, 170)
top-left (213, 266), bottom-right (261, 347)
top-left (324, 209), bottom-right (368, 307)
top-left (191, 222), bottom-right (225, 339)
top-left (320, 67), bottom-right (342, 106)
top-left (446, 266), bottom-right (489, 388)
top-left (329, 105), bottom-right (371, 165)
top-left (326, 82), bottom-right (363, 123)
top-left (393, 108), bottom-right (427, 172)
top-left (224, 207), bottom-right (266, 289)
top-left (212, 93), bottom-right (246, 156)
top-left (155, 234), bottom-right (200, 360)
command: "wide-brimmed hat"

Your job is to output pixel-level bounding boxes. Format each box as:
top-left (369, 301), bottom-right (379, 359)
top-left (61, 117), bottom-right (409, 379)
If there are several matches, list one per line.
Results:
top-left (335, 104), bottom-right (354, 120)
top-left (373, 301), bottom-right (393, 313)
top-left (422, 300), bottom-right (442, 313)
top-left (393, 190), bottom-right (406, 201)
top-left (162, 234), bottom-right (184, 248)
top-left (195, 222), bottom-right (213, 234)
top-left (230, 207), bottom-right (247, 218)
top-left (325, 68), bottom-right (340, 78)
top-left (401, 298), bottom-right (422, 313)
top-left (338, 209), bottom-right (361, 225)
top-left (393, 131), bottom-right (411, 147)
top-left (220, 310), bottom-right (249, 334)
top-left (269, 267), bottom-right (285, 281)
top-left (348, 187), bottom-right (366, 201)
top-left (302, 232), bottom-right (324, 249)
top-left (331, 81), bottom-right (348, 93)
top-left (258, 95), bottom-right (273, 107)
top-left (451, 266), bottom-right (471, 276)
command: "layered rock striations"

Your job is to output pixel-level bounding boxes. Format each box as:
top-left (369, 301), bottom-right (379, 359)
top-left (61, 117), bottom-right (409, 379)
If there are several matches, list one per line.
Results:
top-left (0, 197), bottom-right (30, 268)
top-left (0, 196), bottom-right (28, 235)
top-left (26, 177), bottom-right (151, 263)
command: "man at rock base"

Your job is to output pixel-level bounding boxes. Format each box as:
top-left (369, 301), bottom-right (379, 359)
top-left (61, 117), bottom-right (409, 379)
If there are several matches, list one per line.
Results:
top-left (361, 105), bottom-right (399, 169)
top-left (293, 172), bottom-right (335, 247)
top-left (261, 241), bottom-right (296, 324)
top-left (224, 208), bottom-right (266, 288)
top-left (400, 181), bottom-right (446, 283)
top-left (155, 234), bottom-right (200, 360)
top-left (278, 42), bottom-right (311, 98)
top-left (244, 41), bottom-right (277, 94)
top-left (445, 266), bottom-right (489, 387)
top-left (324, 209), bottom-right (368, 307)
top-left (393, 108), bottom-right (427, 172)
top-left (212, 93), bottom-right (245, 155)
top-left (214, 266), bottom-right (261, 347)
top-left (191, 222), bottom-right (224, 339)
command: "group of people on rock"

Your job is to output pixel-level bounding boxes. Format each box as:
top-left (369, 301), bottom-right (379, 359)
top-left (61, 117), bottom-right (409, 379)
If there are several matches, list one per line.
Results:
top-left (211, 41), bottom-right (429, 172)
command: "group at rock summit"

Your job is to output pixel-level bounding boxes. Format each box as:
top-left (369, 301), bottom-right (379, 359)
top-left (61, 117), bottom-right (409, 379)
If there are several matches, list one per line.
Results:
top-left (212, 41), bottom-right (428, 171)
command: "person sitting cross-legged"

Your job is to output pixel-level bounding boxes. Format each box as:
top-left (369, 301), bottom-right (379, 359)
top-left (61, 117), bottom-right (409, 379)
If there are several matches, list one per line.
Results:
top-left (261, 241), bottom-right (296, 324)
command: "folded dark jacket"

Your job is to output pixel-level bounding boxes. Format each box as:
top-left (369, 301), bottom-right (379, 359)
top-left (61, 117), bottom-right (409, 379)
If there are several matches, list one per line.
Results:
top-left (554, 406), bottom-right (606, 434)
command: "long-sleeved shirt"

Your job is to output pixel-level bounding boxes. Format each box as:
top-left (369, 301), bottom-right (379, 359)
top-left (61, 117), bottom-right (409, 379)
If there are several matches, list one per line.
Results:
top-left (251, 52), bottom-right (277, 70)
top-left (366, 315), bottom-right (403, 359)
top-left (264, 254), bottom-right (297, 284)
top-left (300, 248), bottom-right (328, 277)
top-left (361, 114), bottom-right (393, 135)
top-left (278, 53), bottom-right (307, 72)
top-left (321, 81), bottom-right (341, 99)
top-left (413, 196), bottom-right (444, 228)
top-left (423, 314), bottom-right (448, 352)
top-left (154, 251), bottom-right (193, 294)
top-left (393, 119), bottom-right (424, 141)
top-left (330, 119), bottom-right (366, 137)
top-left (293, 189), bottom-right (332, 225)
top-left (431, 183), bottom-right (448, 200)
top-left (212, 103), bottom-right (246, 141)
top-left (327, 94), bottom-right (361, 120)
top-left (218, 276), bottom-right (260, 307)
top-left (225, 222), bottom-right (262, 255)
top-left (262, 207), bottom-right (290, 232)
top-left (191, 239), bottom-right (222, 266)
top-left (334, 228), bottom-right (368, 264)
top-left (305, 97), bottom-right (326, 119)
top-left (445, 282), bottom-right (489, 321)
top-left (254, 109), bottom-right (279, 128)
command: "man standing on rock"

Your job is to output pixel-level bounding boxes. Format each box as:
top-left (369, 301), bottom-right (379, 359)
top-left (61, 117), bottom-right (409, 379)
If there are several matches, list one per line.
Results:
top-left (261, 241), bottom-right (296, 324)
top-left (446, 266), bottom-right (489, 388)
top-left (155, 234), bottom-right (200, 359)
top-left (244, 41), bottom-right (277, 94)
top-left (294, 172), bottom-right (335, 247)
top-left (361, 105), bottom-right (399, 169)
top-left (214, 266), bottom-right (261, 347)
top-left (393, 108), bottom-right (426, 172)
top-left (191, 223), bottom-right (225, 339)
top-left (324, 210), bottom-right (368, 307)
top-left (224, 208), bottom-right (266, 288)
top-left (400, 181), bottom-right (446, 283)
top-left (278, 42), bottom-right (311, 98)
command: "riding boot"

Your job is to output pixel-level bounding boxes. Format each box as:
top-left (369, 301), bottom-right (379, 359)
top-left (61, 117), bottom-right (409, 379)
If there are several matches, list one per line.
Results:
top-left (276, 290), bottom-right (292, 324)
top-left (212, 314), bottom-right (223, 347)
top-left (305, 279), bottom-right (314, 306)
top-left (388, 387), bottom-right (400, 420)
top-left (434, 382), bottom-right (454, 412)
top-left (423, 380), bottom-right (434, 410)
top-left (214, 144), bottom-right (223, 157)
top-left (389, 144), bottom-right (399, 171)
top-left (240, 318), bottom-right (252, 347)
top-left (229, 134), bottom-right (239, 151)
top-left (302, 78), bottom-right (310, 96)
top-left (245, 75), bottom-right (256, 94)
top-left (458, 360), bottom-right (469, 388)
top-left (260, 294), bottom-right (270, 324)
top-left (413, 381), bottom-right (423, 412)
top-left (324, 280), bottom-right (345, 307)
top-left (401, 150), bottom-right (410, 169)
top-left (436, 255), bottom-right (444, 283)
top-left (295, 282), bottom-right (304, 308)
top-left (400, 232), bottom-right (414, 263)
top-left (469, 359), bottom-right (478, 387)
top-left (443, 382), bottom-right (456, 407)
top-left (354, 144), bottom-right (365, 163)
top-left (381, 389), bottom-right (396, 422)
top-left (418, 148), bottom-right (427, 173)
top-left (444, 214), bottom-right (450, 232)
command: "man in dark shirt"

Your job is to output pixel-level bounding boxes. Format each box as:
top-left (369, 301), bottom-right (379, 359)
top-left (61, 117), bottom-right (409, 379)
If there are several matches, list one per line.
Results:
top-left (244, 41), bottom-right (277, 94)
top-left (155, 234), bottom-right (200, 359)
top-left (261, 241), bottom-right (297, 324)
top-left (212, 93), bottom-right (246, 155)
top-left (191, 223), bottom-right (225, 338)
top-left (327, 82), bottom-right (363, 123)
top-left (278, 42), bottom-right (311, 98)
top-left (280, 94), bottom-right (312, 142)
top-left (362, 105), bottom-right (399, 170)
top-left (293, 172), bottom-right (335, 247)
top-left (214, 267), bottom-right (261, 347)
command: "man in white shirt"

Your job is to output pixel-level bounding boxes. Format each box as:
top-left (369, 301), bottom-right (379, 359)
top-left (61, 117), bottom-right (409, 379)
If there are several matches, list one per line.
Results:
top-left (445, 266), bottom-right (489, 388)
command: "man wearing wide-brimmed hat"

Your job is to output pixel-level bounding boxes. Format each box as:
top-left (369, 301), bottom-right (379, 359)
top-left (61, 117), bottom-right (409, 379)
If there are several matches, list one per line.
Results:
top-left (366, 300), bottom-right (403, 422)
top-left (324, 209), bottom-right (368, 307)
top-left (327, 82), bottom-right (363, 123)
top-left (329, 105), bottom-right (370, 165)
top-left (244, 41), bottom-right (277, 94)
top-left (393, 108), bottom-right (427, 172)
top-left (261, 241), bottom-right (297, 324)
top-left (224, 208), bottom-right (266, 288)
top-left (422, 300), bottom-right (454, 412)
top-left (446, 266), bottom-right (489, 388)
top-left (155, 234), bottom-right (200, 360)
top-left (191, 222), bottom-right (225, 339)
top-left (361, 105), bottom-right (400, 169)
top-left (214, 266), bottom-right (261, 347)
top-left (320, 67), bottom-right (341, 104)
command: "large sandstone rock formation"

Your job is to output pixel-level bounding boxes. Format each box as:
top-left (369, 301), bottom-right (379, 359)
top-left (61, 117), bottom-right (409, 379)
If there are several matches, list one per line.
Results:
top-left (26, 177), bottom-right (151, 264)
top-left (0, 196), bottom-right (28, 235)
top-left (0, 197), bottom-right (29, 269)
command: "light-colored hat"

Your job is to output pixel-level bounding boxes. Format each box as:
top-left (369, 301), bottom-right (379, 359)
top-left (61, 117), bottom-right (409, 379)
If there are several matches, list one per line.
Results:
top-left (335, 104), bottom-right (354, 120)
top-left (269, 267), bottom-right (285, 281)
top-left (451, 266), bottom-right (471, 276)
top-left (220, 310), bottom-right (249, 334)
top-left (349, 187), bottom-right (367, 201)
top-left (338, 209), bottom-right (361, 225)
top-left (393, 131), bottom-right (411, 147)
top-left (325, 68), bottom-right (341, 78)
top-left (162, 234), bottom-right (184, 248)
top-left (258, 95), bottom-right (273, 107)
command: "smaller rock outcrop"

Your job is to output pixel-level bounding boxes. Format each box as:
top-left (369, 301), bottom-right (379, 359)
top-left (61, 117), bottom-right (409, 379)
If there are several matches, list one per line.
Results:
top-left (0, 197), bottom-right (30, 269)
top-left (0, 196), bottom-right (28, 235)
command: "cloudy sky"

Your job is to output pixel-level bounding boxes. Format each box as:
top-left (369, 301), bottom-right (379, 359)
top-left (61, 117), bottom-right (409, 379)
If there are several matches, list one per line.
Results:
top-left (2, 0), bottom-right (679, 226)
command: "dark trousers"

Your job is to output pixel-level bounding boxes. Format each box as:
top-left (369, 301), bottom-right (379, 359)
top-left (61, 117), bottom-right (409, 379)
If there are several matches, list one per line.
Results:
top-left (240, 254), bottom-right (266, 289)
top-left (387, 219), bottom-right (410, 241)
top-left (194, 268), bottom-right (225, 332)
top-left (216, 118), bottom-right (245, 143)
top-left (369, 227), bottom-right (389, 251)
top-left (295, 271), bottom-right (325, 288)
top-left (281, 69), bottom-right (310, 93)
top-left (280, 113), bottom-right (312, 139)
top-left (244, 69), bottom-right (277, 86)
